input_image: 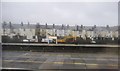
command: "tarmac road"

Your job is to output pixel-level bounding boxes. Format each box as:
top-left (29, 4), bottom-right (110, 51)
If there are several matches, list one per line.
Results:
top-left (2, 50), bottom-right (118, 71)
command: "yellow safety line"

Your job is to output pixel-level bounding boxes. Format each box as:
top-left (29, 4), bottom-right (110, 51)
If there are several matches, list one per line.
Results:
top-left (3, 60), bottom-right (118, 67)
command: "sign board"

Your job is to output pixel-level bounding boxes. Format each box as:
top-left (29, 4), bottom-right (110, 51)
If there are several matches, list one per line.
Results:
top-left (47, 36), bottom-right (57, 44)
top-left (48, 36), bottom-right (57, 39)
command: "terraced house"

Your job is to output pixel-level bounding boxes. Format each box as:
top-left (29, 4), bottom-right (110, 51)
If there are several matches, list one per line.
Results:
top-left (1, 22), bottom-right (118, 43)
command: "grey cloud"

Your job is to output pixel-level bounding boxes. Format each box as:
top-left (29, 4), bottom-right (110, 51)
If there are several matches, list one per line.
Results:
top-left (2, 2), bottom-right (118, 26)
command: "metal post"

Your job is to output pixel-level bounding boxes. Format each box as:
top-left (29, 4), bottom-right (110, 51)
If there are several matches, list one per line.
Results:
top-left (48, 39), bottom-right (49, 44)
top-left (48, 37), bottom-right (49, 44)
top-left (0, 22), bottom-right (1, 43)
top-left (0, 4), bottom-right (2, 68)
top-left (46, 30), bottom-right (49, 44)
top-left (56, 38), bottom-right (57, 44)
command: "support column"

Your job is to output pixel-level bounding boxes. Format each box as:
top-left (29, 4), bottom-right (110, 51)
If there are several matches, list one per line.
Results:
top-left (48, 37), bottom-right (49, 44)
top-left (56, 38), bottom-right (57, 44)
top-left (0, 4), bottom-right (2, 69)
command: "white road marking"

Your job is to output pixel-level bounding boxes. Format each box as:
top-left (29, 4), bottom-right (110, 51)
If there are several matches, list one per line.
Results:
top-left (3, 60), bottom-right (118, 67)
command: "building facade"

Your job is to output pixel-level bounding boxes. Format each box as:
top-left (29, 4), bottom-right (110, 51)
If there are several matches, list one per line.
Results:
top-left (1, 22), bottom-right (119, 42)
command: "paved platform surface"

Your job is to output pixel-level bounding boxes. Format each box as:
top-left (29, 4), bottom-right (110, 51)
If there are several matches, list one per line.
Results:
top-left (2, 51), bottom-right (118, 70)
top-left (2, 43), bottom-right (119, 47)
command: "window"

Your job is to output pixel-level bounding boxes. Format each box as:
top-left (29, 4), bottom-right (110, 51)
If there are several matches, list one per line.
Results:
top-left (30, 29), bottom-right (32, 31)
top-left (23, 29), bottom-right (25, 31)
top-left (33, 36), bottom-right (35, 39)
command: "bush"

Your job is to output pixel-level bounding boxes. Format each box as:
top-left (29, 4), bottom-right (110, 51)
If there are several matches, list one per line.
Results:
top-left (2, 35), bottom-right (11, 43)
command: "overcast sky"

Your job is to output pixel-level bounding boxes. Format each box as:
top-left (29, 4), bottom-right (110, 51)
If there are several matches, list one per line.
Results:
top-left (2, 2), bottom-right (118, 26)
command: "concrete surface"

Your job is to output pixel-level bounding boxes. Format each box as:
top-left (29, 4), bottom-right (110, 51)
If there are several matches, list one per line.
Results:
top-left (2, 51), bottom-right (118, 70)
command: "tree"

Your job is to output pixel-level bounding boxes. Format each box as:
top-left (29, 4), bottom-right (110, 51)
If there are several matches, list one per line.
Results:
top-left (12, 33), bottom-right (22, 43)
top-left (35, 23), bottom-right (40, 33)
top-left (2, 35), bottom-right (11, 43)
top-left (35, 23), bottom-right (42, 42)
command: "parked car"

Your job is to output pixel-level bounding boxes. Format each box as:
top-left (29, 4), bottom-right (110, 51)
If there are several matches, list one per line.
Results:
top-left (22, 39), bottom-right (30, 42)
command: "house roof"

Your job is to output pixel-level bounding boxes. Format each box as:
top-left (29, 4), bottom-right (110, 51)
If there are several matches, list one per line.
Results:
top-left (2, 22), bottom-right (118, 31)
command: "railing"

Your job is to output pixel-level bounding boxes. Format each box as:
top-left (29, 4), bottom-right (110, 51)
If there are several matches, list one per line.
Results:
top-left (2, 43), bottom-right (119, 48)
